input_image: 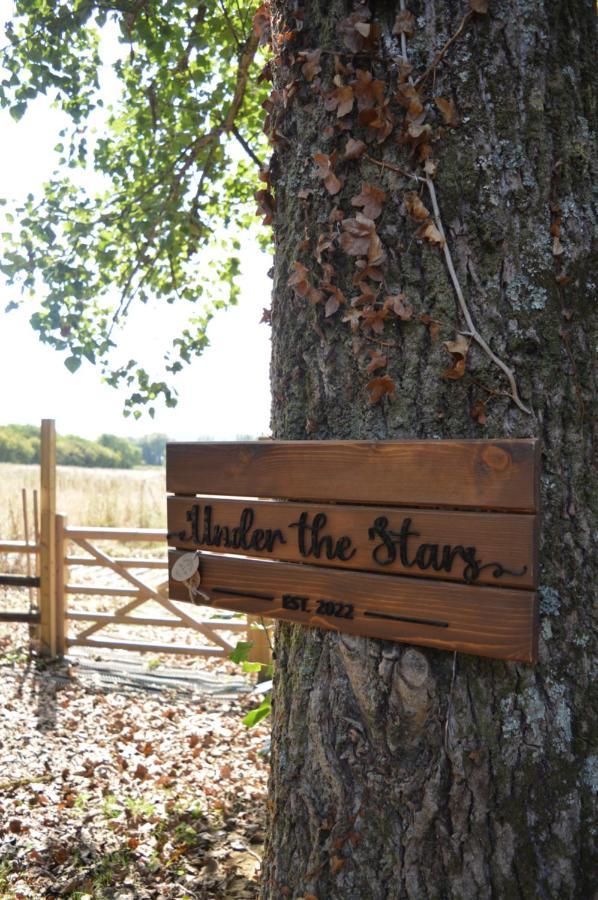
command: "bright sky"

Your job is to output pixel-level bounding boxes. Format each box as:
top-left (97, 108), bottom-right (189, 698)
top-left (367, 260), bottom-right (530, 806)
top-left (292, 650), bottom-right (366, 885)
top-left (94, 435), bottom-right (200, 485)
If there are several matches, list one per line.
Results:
top-left (0, 4), bottom-right (272, 441)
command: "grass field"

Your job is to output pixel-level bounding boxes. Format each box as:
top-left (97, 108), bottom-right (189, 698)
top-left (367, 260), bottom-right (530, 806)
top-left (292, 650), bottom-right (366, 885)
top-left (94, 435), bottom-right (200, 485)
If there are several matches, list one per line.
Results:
top-left (0, 462), bottom-right (166, 539)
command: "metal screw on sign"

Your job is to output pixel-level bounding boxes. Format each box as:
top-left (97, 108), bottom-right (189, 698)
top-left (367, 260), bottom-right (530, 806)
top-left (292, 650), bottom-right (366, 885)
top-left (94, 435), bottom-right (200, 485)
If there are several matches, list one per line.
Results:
top-left (171, 552), bottom-right (210, 605)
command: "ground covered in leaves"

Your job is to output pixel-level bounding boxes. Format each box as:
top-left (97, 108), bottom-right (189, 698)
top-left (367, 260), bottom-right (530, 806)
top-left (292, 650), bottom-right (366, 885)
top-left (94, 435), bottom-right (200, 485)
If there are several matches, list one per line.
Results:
top-left (0, 628), bottom-right (270, 899)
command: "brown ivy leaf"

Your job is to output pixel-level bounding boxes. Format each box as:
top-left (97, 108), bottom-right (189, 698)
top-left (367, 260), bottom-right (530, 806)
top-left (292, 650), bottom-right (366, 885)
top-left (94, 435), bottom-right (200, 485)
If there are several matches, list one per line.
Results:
top-left (340, 214), bottom-right (385, 264)
top-left (404, 191), bottom-right (430, 221)
top-left (435, 97), bottom-right (459, 127)
top-left (331, 855), bottom-right (345, 875)
top-left (325, 295), bottom-right (341, 317)
top-left (367, 374), bottom-right (396, 404)
top-left (339, 216), bottom-right (372, 256)
top-left (396, 84), bottom-right (424, 124)
top-left (358, 102), bottom-right (395, 143)
top-left (323, 284), bottom-right (346, 317)
top-left (308, 287), bottom-right (325, 305)
top-left (324, 83), bottom-right (355, 118)
top-left (344, 137), bottom-right (367, 160)
top-left (442, 333), bottom-right (470, 380)
top-left (260, 307), bottom-right (272, 324)
top-left (393, 9), bottom-right (416, 36)
top-left (337, 6), bottom-right (376, 53)
top-left (366, 349), bottom-right (387, 373)
top-left (305, 418), bottom-right (318, 434)
top-left (328, 206), bottom-right (344, 224)
top-left (313, 152), bottom-right (343, 195)
top-left (300, 48), bottom-right (322, 82)
top-left (351, 183), bottom-right (387, 219)
top-left (352, 69), bottom-right (386, 110)
top-left (470, 0), bottom-right (489, 12)
top-left (471, 399), bottom-right (487, 425)
top-left (297, 187), bottom-right (312, 199)
top-left (404, 122), bottom-right (432, 146)
top-left (316, 231), bottom-right (335, 262)
top-left (353, 262), bottom-right (383, 283)
top-left (384, 293), bottom-right (413, 320)
top-left (552, 235), bottom-right (565, 256)
top-left (418, 220), bottom-right (445, 246)
top-left (424, 158), bottom-right (437, 177)
top-left (253, 3), bottom-right (271, 45)
top-left (342, 306), bottom-right (363, 332)
top-left (362, 304), bottom-right (390, 334)
top-left (255, 189), bottom-right (275, 226)
top-left (287, 260), bottom-right (311, 296)
top-left (257, 60), bottom-right (273, 83)
top-left (420, 313), bottom-right (441, 341)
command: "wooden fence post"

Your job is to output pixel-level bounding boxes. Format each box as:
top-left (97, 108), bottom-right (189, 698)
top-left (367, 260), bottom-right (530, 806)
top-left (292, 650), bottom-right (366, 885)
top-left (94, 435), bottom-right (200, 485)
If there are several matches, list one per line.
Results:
top-left (40, 419), bottom-right (57, 657)
top-left (55, 514), bottom-right (67, 657)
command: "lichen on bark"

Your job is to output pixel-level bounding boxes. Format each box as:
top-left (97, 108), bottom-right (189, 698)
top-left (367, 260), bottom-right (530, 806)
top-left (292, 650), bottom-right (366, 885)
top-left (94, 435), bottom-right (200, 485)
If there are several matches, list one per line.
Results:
top-left (262, 1), bottom-right (597, 897)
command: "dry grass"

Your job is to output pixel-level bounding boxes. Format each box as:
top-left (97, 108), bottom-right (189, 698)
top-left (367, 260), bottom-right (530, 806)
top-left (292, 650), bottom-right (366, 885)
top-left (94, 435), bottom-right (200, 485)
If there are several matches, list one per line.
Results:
top-left (0, 463), bottom-right (166, 539)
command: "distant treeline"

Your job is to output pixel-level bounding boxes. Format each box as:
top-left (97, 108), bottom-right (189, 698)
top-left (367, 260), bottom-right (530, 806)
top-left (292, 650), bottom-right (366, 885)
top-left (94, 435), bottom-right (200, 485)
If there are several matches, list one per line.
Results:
top-left (0, 425), bottom-right (168, 468)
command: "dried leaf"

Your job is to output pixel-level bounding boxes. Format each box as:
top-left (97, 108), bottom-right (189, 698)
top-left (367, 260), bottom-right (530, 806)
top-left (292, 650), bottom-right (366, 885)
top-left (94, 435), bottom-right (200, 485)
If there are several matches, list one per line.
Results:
top-left (442, 333), bottom-right (469, 380)
top-left (393, 9), bottom-right (416, 36)
top-left (260, 307), bottom-right (272, 324)
top-left (253, 3), bottom-right (271, 44)
top-left (384, 293), bottom-right (413, 320)
top-left (404, 191), bottom-right (430, 221)
top-left (418, 220), bottom-right (445, 246)
top-left (300, 48), bottom-right (322, 82)
top-left (552, 235), bottom-right (565, 256)
top-left (424, 158), bottom-right (437, 177)
top-left (353, 263), bottom-right (383, 284)
top-left (352, 69), bottom-right (386, 110)
top-left (342, 306), bottom-right (363, 332)
top-left (340, 217), bottom-right (371, 257)
top-left (344, 137), bottom-right (367, 160)
top-left (325, 294), bottom-right (341, 317)
top-left (324, 84), bottom-right (354, 118)
top-left (255, 189), bottom-right (275, 225)
top-left (434, 97), bottom-right (459, 127)
top-left (471, 399), bottom-right (487, 425)
top-left (420, 313), bottom-right (441, 341)
top-left (366, 349), bottom-right (387, 373)
top-left (337, 7), bottom-right (375, 53)
top-left (358, 101), bottom-right (395, 143)
top-left (287, 260), bottom-right (311, 297)
top-left (305, 418), bottom-right (317, 435)
top-left (331, 855), bottom-right (345, 875)
top-left (351, 183), bottom-right (387, 219)
top-left (316, 232), bottom-right (335, 262)
top-left (362, 305), bottom-right (390, 334)
top-left (470, 0), bottom-right (489, 12)
top-left (367, 374), bottom-right (396, 404)
top-left (313, 152), bottom-right (343, 195)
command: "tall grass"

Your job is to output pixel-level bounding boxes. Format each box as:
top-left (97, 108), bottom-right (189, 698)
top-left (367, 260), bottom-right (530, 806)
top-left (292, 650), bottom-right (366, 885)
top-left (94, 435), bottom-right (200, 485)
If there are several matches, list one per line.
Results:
top-left (0, 463), bottom-right (166, 539)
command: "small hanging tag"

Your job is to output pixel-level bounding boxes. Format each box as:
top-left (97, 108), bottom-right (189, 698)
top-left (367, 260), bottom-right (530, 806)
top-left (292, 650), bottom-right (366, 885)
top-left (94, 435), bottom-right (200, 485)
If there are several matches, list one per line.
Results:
top-left (171, 552), bottom-right (210, 606)
top-left (172, 552), bottom-right (200, 582)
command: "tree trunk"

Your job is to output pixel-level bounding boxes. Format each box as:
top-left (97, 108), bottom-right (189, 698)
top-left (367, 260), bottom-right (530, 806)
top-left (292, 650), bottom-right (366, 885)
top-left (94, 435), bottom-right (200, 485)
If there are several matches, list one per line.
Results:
top-left (261, 1), bottom-right (596, 897)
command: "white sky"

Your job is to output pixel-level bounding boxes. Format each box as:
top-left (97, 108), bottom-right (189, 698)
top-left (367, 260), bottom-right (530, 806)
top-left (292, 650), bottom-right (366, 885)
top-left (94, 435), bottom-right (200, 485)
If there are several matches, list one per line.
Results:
top-left (0, 4), bottom-right (272, 441)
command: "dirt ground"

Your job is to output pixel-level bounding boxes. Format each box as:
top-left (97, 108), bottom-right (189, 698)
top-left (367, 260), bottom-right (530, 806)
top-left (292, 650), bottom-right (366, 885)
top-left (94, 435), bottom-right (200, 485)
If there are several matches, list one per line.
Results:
top-left (0, 616), bottom-right (270, 899)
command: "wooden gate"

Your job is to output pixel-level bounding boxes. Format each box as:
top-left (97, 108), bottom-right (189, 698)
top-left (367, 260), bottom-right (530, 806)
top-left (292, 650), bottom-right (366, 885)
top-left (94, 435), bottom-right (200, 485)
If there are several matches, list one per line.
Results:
top-left (0, 419), bottom-right (271, 665)
top-left (62, 521), bottom-right (248, 658)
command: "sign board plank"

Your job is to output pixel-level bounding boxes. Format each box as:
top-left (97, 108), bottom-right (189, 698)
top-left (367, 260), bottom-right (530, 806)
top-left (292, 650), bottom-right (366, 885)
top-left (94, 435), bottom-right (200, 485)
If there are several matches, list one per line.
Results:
top-left (168, 550), bottom-right (538, 663)
top-left (166, 439), bottom-right (539, 662)
top-left (167, 440), bottom-right (539, 512)
top-left (168, 496), bottom-right (537, 589)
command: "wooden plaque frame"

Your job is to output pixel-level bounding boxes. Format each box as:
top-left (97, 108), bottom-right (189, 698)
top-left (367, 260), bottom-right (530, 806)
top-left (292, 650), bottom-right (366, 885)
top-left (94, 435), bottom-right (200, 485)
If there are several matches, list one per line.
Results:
top-left (167, 439), bottom-right (539, 662)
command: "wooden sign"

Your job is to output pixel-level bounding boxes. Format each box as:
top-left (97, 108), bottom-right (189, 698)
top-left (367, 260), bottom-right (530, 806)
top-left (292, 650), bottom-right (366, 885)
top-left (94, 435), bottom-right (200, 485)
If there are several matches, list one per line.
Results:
top-left (167, 440), bottom-right (539, 662)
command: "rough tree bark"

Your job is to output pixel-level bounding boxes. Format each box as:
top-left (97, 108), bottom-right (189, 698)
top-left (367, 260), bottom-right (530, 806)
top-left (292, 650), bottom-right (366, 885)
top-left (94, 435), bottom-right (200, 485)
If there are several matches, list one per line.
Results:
top-left (261, 1), bottom-right (596, 898)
